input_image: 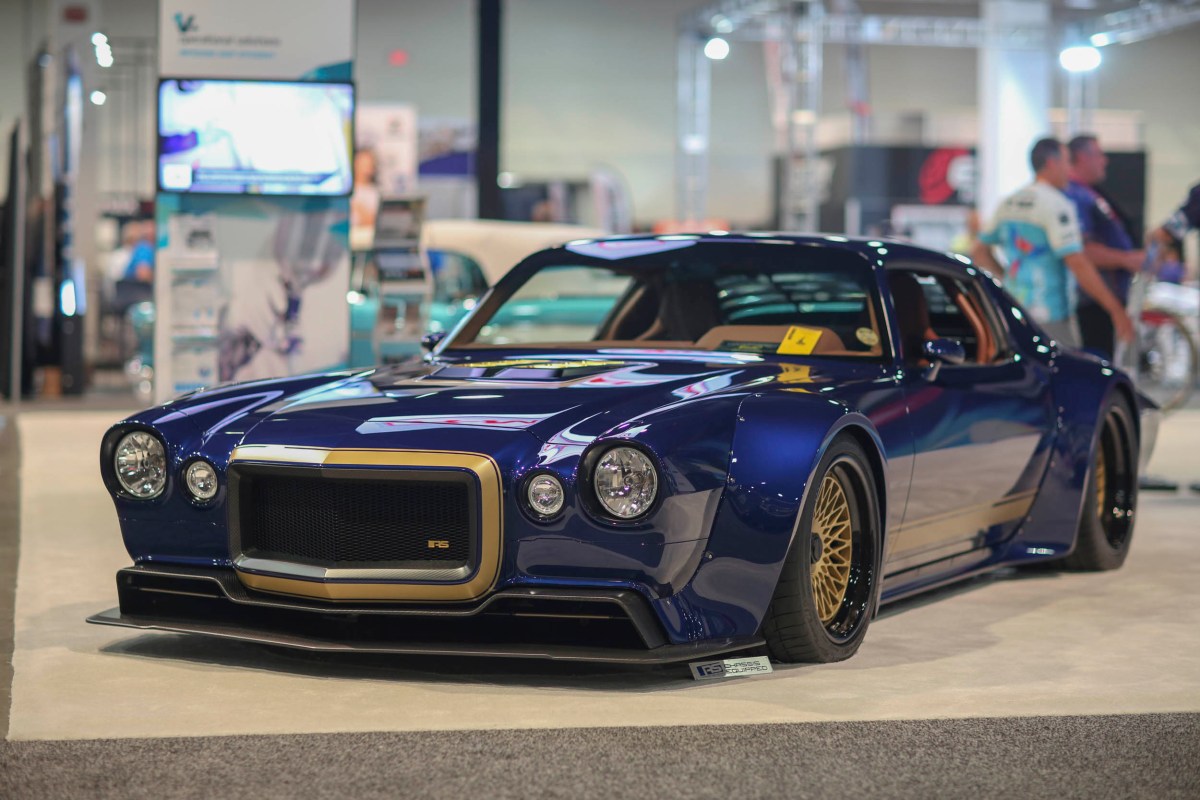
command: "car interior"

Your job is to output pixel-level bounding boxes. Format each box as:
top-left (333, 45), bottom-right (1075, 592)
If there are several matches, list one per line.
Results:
top-left (461, 265), bottom-right (889, 358)
top-left (888, 267), bottom-right (1005, 365)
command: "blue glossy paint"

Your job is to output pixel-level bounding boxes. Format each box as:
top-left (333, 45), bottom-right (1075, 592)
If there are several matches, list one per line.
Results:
top-left (1006, 352), bottom-right (1132, 561)
top-left (99, 235), bottom-right (1143, 648)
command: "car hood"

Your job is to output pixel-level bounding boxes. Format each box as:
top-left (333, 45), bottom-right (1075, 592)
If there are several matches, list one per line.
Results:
top-left (204, 353), bottom-right (858, 453)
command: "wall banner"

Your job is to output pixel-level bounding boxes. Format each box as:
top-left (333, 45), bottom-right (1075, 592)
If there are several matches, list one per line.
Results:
top-left (154, 0), bottom-right (354, 403)
top-left (158, 0), bottom-right (353, 80)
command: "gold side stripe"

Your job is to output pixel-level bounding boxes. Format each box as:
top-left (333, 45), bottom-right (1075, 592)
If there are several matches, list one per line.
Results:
top-left (229, 446), bottom-right (503, 603)
top-left (893, 489), bottom-right (1037, 533)
top-left (892, 492), bottom-right (1036, 553)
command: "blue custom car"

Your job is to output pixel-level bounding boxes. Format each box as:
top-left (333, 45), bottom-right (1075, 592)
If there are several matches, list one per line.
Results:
top-left (89, 234), bottom-right (1155, 664)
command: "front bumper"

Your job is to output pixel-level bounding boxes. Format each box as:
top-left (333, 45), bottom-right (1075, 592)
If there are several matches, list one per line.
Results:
top-left (86, 564), bottom-right (762, 664)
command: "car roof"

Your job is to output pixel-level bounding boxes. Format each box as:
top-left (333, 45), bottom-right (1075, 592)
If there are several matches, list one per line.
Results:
top-left (544, 232), bottom-right (974, 277)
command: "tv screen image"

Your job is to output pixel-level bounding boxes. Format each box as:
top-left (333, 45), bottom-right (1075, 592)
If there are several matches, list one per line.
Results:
top-left (158, 79), bottom-right (354, 196)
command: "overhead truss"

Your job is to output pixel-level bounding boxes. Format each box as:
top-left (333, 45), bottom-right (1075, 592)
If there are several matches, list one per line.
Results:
top-left (1083, 0), bottom-right (1200, 46)
top-left (676, 0), bottom-right (1200, 225)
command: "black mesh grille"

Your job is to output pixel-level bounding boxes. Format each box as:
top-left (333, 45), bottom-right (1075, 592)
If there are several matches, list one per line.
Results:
top-left (239, 473), bottom-right (473, 567)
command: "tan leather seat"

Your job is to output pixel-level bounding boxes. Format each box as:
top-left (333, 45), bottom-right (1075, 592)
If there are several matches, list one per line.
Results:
top-left (887, 272), bottom-right (938, 363)
top-left (948, 287), bottom-right (996, 363)
top-left (635, 280), bottom-right (722, 342)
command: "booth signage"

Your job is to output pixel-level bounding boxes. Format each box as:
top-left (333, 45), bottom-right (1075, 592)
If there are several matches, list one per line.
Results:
top-left (158, 0), bottom-right (353, 80)
top-left (153, 0), bottom-right (355, 403)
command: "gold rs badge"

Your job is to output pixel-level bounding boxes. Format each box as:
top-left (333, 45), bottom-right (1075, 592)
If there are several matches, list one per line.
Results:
top-left (427, 540), bottom-right (450, 549)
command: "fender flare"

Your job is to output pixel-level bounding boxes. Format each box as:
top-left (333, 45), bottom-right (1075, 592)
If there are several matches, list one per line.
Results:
top-left (661, 392), bottom-right (887, 640)
top-left (1006, 353), bottom-right (1138, 562)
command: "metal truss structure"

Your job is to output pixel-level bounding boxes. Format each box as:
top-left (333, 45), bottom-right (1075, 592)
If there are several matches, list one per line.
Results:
top-left (1084, 0), bottom-right (1200, 46)
top-left (677, 0), bottom-right (1200, 229)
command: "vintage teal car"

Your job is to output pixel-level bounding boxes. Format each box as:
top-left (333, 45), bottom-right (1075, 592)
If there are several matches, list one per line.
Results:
top-left (349, 220), bottom-right (607, 365)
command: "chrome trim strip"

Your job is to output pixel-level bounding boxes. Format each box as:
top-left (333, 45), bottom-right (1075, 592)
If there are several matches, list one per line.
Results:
top-left (234, 555), bottom-right (474, 583)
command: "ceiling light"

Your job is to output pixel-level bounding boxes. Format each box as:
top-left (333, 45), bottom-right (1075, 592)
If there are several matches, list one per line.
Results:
top-left (1059, 45), bottom-right (1101, 73)
top-left (703, 37), bottom-right (729, 60)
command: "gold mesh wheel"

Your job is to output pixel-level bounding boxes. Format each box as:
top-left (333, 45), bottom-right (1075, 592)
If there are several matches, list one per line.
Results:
top-left (762, 438), bottom-right (878, 663)
top-left (1095, 443), bottom-right (1107, 521)
top-left (811, 472), bottom-right (853, 625)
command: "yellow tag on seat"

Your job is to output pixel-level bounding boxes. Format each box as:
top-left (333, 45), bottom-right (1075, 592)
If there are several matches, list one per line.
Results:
top-left (777, 326), bottom-right (823, 355)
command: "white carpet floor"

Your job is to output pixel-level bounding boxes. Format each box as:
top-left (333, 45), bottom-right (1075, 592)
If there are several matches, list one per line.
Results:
top-left (9, 410), bottom-right (1200, 741)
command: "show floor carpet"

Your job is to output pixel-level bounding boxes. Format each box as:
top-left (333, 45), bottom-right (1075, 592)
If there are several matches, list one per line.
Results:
top-left (4, 715), bottom-right (1199, 799)
top-left (3, 407), bottom-right (1200, 797)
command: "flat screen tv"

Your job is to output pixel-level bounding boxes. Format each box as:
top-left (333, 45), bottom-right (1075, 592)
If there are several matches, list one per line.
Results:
top-left (158, 78), bottom-right (354, 196)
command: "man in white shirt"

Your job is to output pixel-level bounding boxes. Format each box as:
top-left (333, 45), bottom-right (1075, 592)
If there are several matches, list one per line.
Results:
top-left (972, 137), bottom-right (1133, 348)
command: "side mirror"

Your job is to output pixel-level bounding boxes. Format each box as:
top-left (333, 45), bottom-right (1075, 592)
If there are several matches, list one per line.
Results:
top-left (922, 338), bottom-right (965, 381)
top-left (923, 338), bottom-right (966, 366)
top-left (421, 331), bottom-right (447, 352)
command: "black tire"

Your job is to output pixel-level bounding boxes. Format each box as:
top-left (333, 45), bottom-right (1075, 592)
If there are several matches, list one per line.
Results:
top-left (1062, 394), bottom-right (1139, 571)
top-left (761, 437), bottom-right (880, 663)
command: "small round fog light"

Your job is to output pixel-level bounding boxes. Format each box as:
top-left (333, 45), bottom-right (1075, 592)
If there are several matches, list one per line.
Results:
top-left (527, 474), bottom-right (564, 517)
top-left (184, 460), bottom-right (219, 501)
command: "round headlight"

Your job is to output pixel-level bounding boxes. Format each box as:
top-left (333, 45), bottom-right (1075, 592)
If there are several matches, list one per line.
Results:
top-left (114, 431), bottom-right (167, 499)
top-left (184, 460), bottom-right (219, 501)
top-left (527, 473), bottom-right (565, 517)
top-left (593, 446), bottom-right (658, 519)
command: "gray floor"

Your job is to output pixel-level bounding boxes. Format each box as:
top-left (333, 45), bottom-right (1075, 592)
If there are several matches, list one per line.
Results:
top-left (3, 715), bottom-right (1199, 800)
top-left (3, 402), bottom-right (1200, 797)
top-left (0, 415), bottom-right (17, 742)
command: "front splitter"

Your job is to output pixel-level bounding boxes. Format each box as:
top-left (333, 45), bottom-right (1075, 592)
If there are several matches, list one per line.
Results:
top-left (87, 607), bottom-right (763, 665)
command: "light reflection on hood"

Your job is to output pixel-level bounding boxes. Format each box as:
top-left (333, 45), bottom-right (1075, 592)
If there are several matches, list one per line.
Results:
top-left (356, 412), bottom-right (563, 435)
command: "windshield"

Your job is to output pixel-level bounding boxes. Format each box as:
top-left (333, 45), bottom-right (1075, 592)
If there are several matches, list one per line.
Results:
top-left (447, 239), bottom-right (886, 358)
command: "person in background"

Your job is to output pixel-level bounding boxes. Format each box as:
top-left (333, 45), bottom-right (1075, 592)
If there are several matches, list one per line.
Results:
top-left (1149, 181), bottom-right (1200, 493)
top-left (104, 220), bottom-right (138, 292)
top-left (1157, 239), bottom-right (1186, 284)
top-left (1150, 181), bottom-right (1200, 249)
top-left (949, 209), bottom-right (980, 257)
top-left (123, 220), bottom-right (156, 283)
top-left (1065, 134), bottom-right (1144, 358)
top-left (350, 148), bottom-right (381, 231)
top-left (971, 137), bottom-right (1134, 348)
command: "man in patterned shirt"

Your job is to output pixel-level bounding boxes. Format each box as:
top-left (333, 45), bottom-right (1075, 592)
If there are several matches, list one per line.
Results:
top-left (1152, 182), bottom-right (1200, 247)
top-left (972, 137), bottom-right (1133, 348)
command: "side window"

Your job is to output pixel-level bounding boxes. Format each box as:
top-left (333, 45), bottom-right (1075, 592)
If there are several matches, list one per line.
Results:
top-left (951, 277), bottom-right (1012, 363)
top-left (889, 266), bottom-right (1007, 365)
top-left (921, 276), bottom-right (980, 361)
top-left (931, 274), bottom-right (1010, 365)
